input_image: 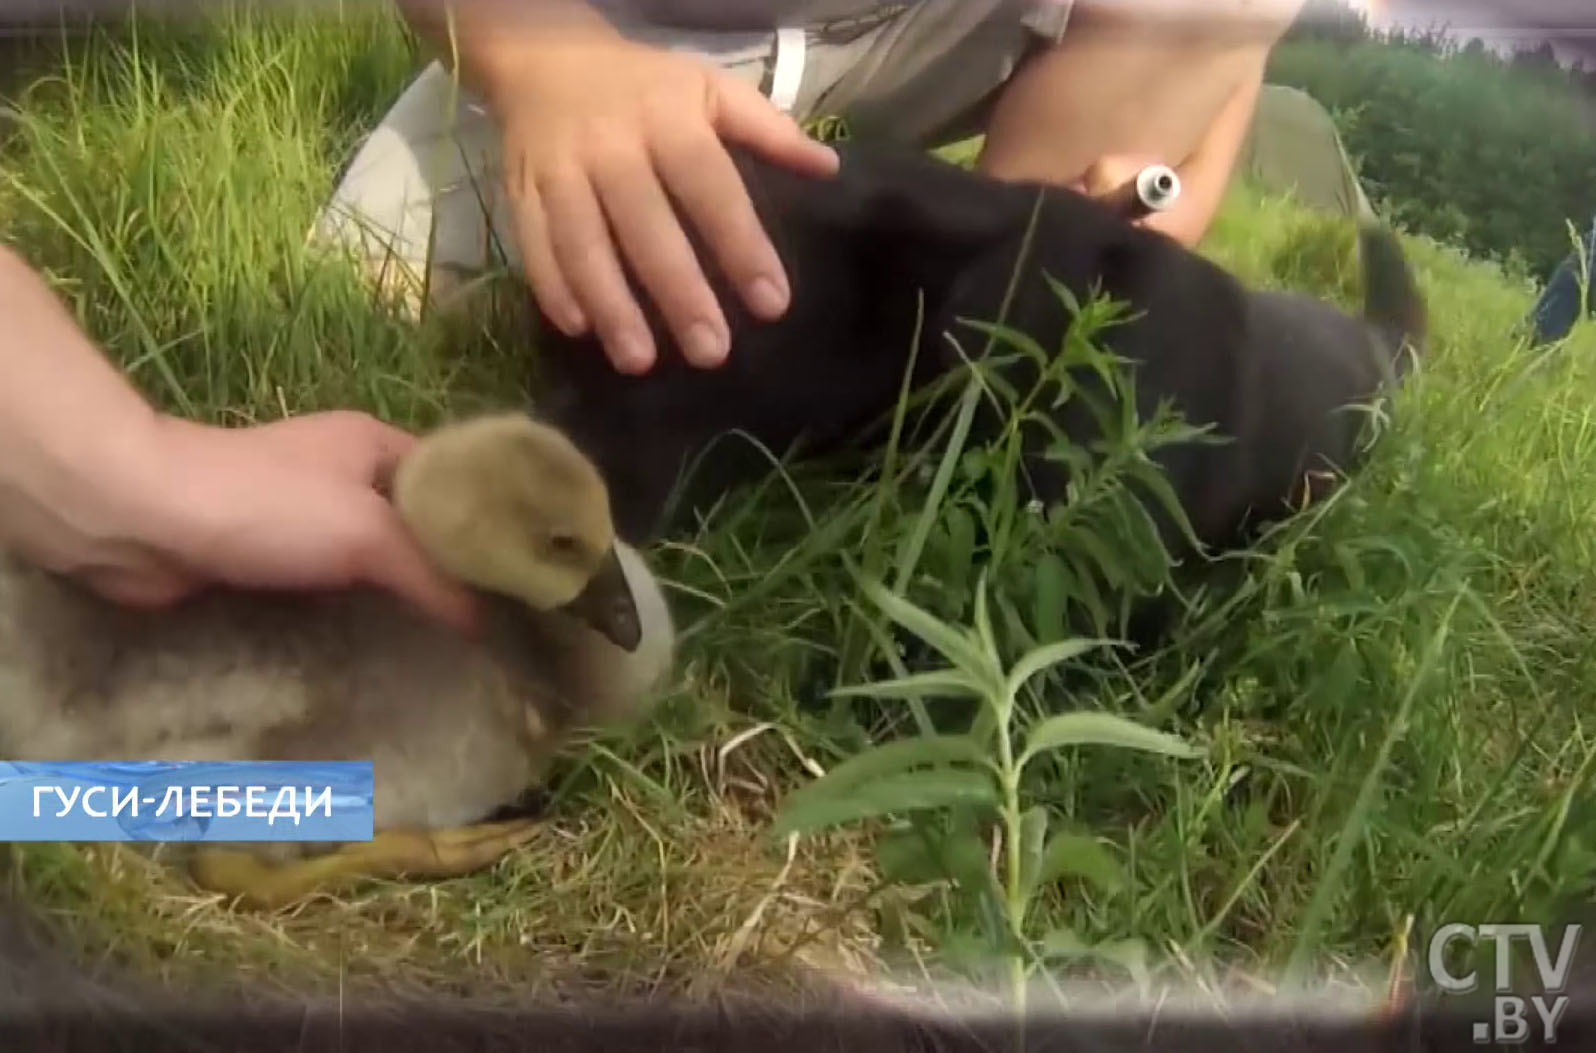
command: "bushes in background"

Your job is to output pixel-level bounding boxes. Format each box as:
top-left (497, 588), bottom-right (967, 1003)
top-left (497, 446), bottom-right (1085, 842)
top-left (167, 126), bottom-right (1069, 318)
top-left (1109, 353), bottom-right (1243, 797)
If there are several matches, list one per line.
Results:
top-left (1268, 9), bottom-right (1595, 281)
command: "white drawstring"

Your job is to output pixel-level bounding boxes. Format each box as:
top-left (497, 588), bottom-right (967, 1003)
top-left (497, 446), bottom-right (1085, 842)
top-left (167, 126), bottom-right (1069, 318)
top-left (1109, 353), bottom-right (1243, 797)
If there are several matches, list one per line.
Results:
top-left (769, 26), bottom-right (807, 115)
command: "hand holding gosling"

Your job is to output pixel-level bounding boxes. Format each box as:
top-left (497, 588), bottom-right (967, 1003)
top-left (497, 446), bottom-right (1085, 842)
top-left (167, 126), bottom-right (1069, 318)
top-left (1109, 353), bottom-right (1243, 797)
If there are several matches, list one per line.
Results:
top-left (0, 244), bottom-right (478, 633)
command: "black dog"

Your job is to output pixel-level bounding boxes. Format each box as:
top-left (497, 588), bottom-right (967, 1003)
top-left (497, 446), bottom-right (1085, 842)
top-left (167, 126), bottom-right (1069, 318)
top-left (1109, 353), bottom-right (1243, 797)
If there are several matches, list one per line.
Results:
top-left (533, 141), bottom-right (1427, 567)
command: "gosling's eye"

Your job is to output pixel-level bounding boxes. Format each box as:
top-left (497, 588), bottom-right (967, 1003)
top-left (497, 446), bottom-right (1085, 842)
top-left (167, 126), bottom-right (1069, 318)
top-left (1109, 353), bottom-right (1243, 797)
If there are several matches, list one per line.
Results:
top-left (547, 533), bottom-right (582, 558)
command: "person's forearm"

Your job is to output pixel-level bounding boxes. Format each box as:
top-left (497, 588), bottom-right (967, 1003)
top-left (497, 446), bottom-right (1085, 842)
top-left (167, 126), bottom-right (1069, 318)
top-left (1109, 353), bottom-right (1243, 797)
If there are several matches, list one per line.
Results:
top-left (0, 244), bottom-right (166, 563)
top-left (394, 0), bottom-right (621, 110)
top-left (0, 245), bottom-right (481, 624)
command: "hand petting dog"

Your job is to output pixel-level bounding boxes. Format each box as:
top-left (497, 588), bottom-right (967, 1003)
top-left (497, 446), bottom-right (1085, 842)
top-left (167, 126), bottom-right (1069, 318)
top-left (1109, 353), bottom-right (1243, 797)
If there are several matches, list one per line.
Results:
top-left (401, 0), bottom-right (1306, 374)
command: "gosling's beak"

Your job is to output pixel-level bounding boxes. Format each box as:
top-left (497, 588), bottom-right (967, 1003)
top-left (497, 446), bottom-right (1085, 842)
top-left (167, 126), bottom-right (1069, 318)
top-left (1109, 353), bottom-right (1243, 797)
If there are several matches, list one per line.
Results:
top-left (560, 547), bottom-right (642, 652)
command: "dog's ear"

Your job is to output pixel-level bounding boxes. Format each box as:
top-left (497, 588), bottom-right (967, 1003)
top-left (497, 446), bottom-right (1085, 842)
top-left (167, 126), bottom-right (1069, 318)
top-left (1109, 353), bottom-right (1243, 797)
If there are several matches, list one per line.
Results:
top-left (844, 145), bottom-right (1037, 254)
top-left (725, 140), bottom-right (1035, 281)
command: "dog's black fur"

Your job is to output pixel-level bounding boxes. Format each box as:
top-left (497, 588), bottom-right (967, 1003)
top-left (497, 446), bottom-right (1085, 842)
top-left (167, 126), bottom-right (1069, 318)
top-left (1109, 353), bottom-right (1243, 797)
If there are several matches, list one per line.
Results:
top-left (534, 141), bottom-right (1427, 568)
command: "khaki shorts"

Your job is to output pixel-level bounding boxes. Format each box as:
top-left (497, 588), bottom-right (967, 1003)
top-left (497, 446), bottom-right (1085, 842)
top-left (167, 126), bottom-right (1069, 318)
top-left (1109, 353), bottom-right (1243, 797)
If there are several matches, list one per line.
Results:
top-left (310, 0), bottom-right (1072, 307)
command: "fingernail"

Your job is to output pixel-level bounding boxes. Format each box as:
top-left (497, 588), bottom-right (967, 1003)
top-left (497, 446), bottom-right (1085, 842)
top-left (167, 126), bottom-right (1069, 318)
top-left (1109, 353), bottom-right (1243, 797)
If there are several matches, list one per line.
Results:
top-left (683, 322), bottom-right (728, 366)
top-left (612, 332), bottom-right (654, 374)
top-left (746, 276), bottom-right (787, 319)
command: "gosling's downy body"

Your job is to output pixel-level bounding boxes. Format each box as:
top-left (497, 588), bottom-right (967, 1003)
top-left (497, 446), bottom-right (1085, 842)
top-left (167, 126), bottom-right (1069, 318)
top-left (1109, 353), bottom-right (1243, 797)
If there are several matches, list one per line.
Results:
top-left (0, 414), bottom-right (675, 906)
top-left (0, 545), bottom-right (670, 828)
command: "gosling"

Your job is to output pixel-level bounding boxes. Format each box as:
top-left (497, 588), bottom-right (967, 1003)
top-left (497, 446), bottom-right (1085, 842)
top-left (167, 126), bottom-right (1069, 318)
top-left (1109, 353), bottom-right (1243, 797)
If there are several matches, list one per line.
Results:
top-left (0, 413), bottom-right (676, 909)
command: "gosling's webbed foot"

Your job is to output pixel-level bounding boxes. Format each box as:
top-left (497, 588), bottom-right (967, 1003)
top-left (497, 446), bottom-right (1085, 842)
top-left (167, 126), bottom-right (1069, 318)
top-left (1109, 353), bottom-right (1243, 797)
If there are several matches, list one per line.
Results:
top-left (362, 818), bottom-right (544, 875)
top-left (188, 818), bottom-right (541, 911)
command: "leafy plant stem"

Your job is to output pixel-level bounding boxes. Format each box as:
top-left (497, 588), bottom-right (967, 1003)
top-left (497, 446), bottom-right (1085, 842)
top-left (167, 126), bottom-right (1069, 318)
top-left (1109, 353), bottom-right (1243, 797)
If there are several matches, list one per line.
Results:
top-left (995, 684), bottom-right (1029, 1018)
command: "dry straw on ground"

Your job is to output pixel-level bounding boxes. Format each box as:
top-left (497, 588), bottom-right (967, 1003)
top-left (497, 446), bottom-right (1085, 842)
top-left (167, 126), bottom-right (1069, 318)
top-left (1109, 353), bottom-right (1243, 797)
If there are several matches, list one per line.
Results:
top-left (6, 721), bottom-right (896, 1008)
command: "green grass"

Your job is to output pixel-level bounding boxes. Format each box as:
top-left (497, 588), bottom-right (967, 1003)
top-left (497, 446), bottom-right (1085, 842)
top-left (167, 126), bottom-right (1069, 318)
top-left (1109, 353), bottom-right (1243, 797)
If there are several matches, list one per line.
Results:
top-left (3, 5), bottom-right (1595, 1010)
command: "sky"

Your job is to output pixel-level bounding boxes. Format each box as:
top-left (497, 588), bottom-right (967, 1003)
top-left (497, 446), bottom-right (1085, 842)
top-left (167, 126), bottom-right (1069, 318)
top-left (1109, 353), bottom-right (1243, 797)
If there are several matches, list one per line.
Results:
top-left (1348, 0), bottom-right (1596, 66)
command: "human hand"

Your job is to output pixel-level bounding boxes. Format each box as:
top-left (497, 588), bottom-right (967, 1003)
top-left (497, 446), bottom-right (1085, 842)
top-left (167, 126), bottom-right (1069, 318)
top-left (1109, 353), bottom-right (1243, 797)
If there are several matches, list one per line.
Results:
top-left (0, 244), bottom-right (476, 632)
top-left (15, 411), bottom-right (480, 634)
top-left (488, 31), bottom-right (839, 375)
top-left (1070, 153), bottom-right (1191, 235)
top-left (1069, 141), bottom-right (1238, 248)
top-left (980, 0), bottom-right (1289, 250)
top-left (128, 412), bottom-right (481, 630)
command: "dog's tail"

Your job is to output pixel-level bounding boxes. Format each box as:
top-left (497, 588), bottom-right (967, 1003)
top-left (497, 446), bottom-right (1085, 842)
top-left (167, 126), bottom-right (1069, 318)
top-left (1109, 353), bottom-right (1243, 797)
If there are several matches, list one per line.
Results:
top-left (1358, 221), bottom-right (1428, 376)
